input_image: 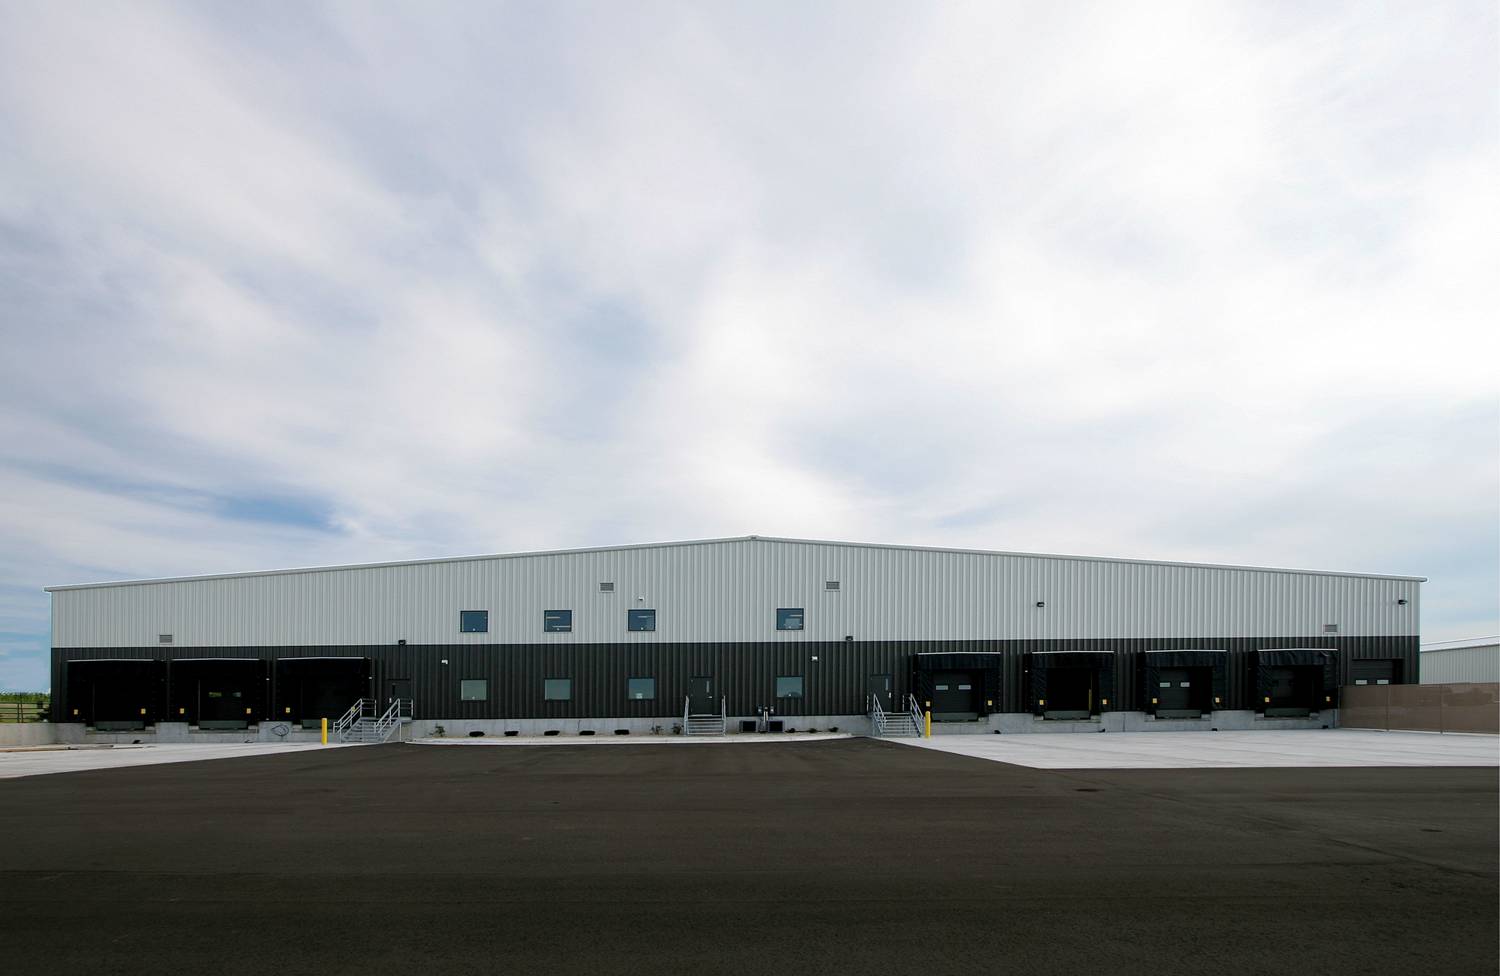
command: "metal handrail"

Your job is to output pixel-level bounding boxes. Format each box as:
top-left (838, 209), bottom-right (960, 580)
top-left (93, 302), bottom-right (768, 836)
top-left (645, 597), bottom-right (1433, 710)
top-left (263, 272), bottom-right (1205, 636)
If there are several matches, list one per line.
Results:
top-left (332, 698), bottom-right (369, 740)
top-left (370, 698), bottom-right (409, 742)
top-left (720, 696), bottom-right (726, 729)
top-left (909, 694), bottom-right (924, 734)
top-left (683, 696), bottom-right (690, 730)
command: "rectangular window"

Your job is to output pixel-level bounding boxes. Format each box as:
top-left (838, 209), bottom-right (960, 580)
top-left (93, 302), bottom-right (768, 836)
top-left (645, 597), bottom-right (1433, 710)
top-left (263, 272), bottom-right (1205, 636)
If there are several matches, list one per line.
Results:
top-left (627, 677), bottom-right (656, 700)
top-left (627, 609), bottom-right (656, 632)
top-left (459, 610), bottom-right (489, 633)
top-left (776, 675), bottom-right (804, 699)
top-left (460, 679), bottom-right (488, 701)
top-left (776, 608), bottom-right (804, 631)
top-left (544, 678), bottom-right (572, 701)
top-left (544, 609), bottom-right (572, 633)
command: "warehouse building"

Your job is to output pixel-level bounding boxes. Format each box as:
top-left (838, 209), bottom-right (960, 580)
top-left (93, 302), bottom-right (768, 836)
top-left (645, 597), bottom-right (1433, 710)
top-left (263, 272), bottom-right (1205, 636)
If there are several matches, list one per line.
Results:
top-left (1419, 637), bottom-right (1500, 684)
top-left (45, 536), bottom-right (1422, 738)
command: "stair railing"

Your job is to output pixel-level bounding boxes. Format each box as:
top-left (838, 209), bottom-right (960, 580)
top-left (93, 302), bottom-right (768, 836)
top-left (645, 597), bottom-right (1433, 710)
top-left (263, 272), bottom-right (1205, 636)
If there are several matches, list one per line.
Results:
top-left (869, 692), bottom-right (889, 736)
top-left (370, 698), bottom-right (409, 742)
top-left (332, 698), bottom-right (369, 742)
top-left (683, 696), bottom-right (690, 731)
top-left (909, 694), bottom-right (925, 736)
top-left (720, 696), bottom-right (726, 733)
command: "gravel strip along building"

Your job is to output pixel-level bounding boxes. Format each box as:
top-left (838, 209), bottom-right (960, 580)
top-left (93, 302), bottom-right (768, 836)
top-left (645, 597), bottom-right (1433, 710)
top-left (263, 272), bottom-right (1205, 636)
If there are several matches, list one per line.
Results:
top-left (46, 536), bottom-right (1423, 738)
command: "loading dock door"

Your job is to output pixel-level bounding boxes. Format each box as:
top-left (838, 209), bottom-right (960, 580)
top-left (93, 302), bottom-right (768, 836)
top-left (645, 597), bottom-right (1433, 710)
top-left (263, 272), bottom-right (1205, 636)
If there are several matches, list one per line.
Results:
top-left (169, 659), bottom-right (266, 729)
top-left (1154, 668), bottom-right (1212, 719)
top-left (1255, 649), bottom-right (1337, 716)
top-left (66, 660), bottom-right (166, 730)
top-left (1043, 668), bottom-right (1096, 720)
top-left (275, 658), bottom-right (371, 728)
top-left (1142, 650), bottom-right (1227, 715)
top-left (1264, 667), bottom-right (1321, 717)
top-left (1026, 652), bottom-right (1115, 719)
top-left (1351, 660), bottom-right (1400, 686)
top-left (931, 671), bottom-right (981, 721)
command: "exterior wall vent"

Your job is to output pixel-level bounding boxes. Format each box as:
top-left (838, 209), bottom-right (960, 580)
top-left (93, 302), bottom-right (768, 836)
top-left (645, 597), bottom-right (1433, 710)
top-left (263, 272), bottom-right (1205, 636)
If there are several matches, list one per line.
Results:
top-left (1323, 623), bottom-right (1339, 634)
top-left (599, 582), bottom-right (615, 592)
top-left (825, 581), bottom-right (840, 591)
top-left (158, 634), bottom-right (173, 644)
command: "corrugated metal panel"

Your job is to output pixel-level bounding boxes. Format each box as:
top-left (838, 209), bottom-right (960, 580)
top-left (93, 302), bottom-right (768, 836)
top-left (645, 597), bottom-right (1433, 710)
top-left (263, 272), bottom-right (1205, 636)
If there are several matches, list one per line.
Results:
top-left (1419, 645), bottom-right (1500, 684)
top-left (48, 538), bottom-right (1423, 648)
top-left (52, 636), bottom-right (1418, 719)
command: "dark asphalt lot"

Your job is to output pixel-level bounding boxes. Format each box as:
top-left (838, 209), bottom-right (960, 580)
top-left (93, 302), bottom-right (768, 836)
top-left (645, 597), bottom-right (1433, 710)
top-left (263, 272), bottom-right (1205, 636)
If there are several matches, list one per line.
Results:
top-left (0, 738), bottom-right (1494, 976)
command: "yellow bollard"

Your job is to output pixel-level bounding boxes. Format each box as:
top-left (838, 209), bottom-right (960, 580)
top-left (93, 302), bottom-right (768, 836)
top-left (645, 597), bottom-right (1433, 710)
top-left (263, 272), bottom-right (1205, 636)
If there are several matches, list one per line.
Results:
top-left (924, 709), bottom-right (931, 738)
top-left (321, 716), bottom-right (328, 745)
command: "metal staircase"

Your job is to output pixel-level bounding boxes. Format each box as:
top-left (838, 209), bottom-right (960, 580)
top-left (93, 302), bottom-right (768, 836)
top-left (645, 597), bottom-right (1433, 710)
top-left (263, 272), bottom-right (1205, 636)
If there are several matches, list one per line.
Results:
top-left (684, 696), bottom-right (727, 736)
top-left (869, 693), bottom-right (923, 737)
top-left (333, 698), bottom-right (412, 744)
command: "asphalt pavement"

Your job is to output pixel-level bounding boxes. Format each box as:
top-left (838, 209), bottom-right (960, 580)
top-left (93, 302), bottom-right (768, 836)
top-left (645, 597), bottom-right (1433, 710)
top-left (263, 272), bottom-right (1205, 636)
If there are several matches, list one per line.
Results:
top-left (0, 738), bottom-right (1493, 975)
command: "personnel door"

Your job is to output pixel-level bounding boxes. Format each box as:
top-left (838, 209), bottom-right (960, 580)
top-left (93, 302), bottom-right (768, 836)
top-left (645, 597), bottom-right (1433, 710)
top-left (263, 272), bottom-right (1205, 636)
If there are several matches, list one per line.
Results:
top-left (387, 678), bottom-right (412, 716)
top-left (689, 675), bottom-right (716, 713)
top-left (867, 673), bottom-right (893, 712)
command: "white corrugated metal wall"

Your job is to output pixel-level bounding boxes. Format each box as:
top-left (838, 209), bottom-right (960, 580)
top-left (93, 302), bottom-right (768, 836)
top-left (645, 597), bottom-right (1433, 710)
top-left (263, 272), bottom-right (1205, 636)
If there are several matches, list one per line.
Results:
top-left (48, 537), bottom-right (1422, 648)
top-left (1419, 642), bottom-right (1500, 683)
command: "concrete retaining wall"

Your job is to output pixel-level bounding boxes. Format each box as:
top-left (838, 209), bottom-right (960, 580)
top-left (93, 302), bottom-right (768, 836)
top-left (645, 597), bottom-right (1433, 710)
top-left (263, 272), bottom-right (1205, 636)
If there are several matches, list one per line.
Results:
top-left (0, 724), bottom-right (59, 747)
top-left (32, 707), bottom-right (1341, 746)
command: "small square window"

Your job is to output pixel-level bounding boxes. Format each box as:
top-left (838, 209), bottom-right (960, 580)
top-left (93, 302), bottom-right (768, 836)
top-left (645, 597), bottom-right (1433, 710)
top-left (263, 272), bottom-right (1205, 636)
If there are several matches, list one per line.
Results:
top-left (544, 609), bottom-right (572, 633)
top-left (776, 608), bottom-right (804, 631)
top-left (460, 610), bottom-right (489, 633)
top-left (776, 675), bottom-right (804, 699)
top-left (544, 678), bottom-right (572, 701)
top-left (627, 677), bottom-right (656, 700)
top-left (460, 679), bottom-right (488, 701)
top-left (628, 609), bottom-right (656, 632)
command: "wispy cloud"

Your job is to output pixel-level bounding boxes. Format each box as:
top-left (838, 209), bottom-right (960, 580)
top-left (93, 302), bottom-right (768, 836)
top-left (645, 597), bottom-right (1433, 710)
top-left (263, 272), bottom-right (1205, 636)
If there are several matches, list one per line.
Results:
top-left (1, 1), bottom-right (1495, 688)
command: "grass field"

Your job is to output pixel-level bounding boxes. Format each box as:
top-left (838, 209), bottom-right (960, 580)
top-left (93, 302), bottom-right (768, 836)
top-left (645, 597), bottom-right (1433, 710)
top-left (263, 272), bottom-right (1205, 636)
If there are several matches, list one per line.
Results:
top-left (0, 738), bottom-right (1494, 975)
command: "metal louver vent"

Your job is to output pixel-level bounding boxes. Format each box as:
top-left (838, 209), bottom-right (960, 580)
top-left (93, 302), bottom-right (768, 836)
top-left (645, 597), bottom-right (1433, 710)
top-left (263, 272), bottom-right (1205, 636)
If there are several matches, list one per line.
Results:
top-left (1322, 623), bottom-right (1339, 634)
top-left (599, 582), bottom-right (615, 592)
top-left (158, 634), bottom-right (173, 644)
top-left (825, 580), bottom-right (840, 591)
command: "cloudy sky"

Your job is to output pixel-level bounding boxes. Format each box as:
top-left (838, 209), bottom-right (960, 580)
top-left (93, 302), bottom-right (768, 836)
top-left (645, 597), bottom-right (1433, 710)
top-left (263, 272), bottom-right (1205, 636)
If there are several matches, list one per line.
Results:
top-left (1, 1), bottom-right (1496, 690)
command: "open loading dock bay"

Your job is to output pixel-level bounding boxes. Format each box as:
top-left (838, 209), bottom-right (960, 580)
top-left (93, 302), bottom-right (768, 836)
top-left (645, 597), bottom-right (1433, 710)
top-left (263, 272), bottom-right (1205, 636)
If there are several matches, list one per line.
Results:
top-left (0, 737), bottom-right (1494, 976)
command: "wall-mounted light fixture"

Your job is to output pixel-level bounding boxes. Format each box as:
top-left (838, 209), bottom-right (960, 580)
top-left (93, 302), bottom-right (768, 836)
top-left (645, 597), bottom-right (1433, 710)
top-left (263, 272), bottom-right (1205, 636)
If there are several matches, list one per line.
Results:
top-left (1397, 599), bottom-right (1408, 606)
top-left (1035, 601), bottom-right (1046, 608)
top-left (440, 659), bottom-right (449, 666)
top-left (397, 639), bottom-right (407, 645)
top-left (844, 635), bottom-right (854, 642)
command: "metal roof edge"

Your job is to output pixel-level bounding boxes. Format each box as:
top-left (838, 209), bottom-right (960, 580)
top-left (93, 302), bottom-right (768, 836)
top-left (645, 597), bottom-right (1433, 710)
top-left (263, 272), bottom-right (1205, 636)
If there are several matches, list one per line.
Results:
top-left (44, 534), bottom-right (1427, 591)
top-left (1420, 637), bottom-right (1500, 652)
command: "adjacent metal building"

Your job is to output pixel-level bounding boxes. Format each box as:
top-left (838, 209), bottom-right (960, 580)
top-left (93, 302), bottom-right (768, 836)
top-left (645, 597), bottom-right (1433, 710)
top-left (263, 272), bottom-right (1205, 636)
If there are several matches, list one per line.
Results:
top-left (46, 536), bottom-right (1423, 735)
top-left (1419, 637), bottom-right (1500, 684)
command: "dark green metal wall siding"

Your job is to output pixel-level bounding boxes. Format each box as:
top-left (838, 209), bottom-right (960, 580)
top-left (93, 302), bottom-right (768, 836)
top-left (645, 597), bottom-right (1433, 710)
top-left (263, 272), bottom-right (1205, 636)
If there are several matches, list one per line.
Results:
top-left (53, 635), bottom-right (1418, 720)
